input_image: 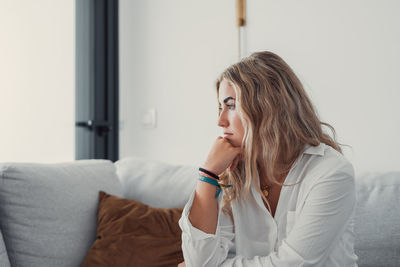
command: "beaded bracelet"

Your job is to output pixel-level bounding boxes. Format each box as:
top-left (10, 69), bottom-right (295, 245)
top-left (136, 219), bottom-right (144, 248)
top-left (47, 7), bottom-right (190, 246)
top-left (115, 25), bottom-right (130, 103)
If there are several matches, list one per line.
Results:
top-left (198, 174), bottom-right (232, 198)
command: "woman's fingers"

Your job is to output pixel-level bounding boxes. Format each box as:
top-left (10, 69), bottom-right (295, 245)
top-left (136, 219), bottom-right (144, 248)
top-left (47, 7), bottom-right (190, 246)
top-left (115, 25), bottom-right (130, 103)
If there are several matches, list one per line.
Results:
top-left (203, 137), bottom-right (243, 175)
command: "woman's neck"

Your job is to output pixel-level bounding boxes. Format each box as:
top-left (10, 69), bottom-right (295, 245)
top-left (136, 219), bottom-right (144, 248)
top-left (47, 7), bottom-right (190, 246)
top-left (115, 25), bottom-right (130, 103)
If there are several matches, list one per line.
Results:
top-left (257, 161), bottom-right (290, 187)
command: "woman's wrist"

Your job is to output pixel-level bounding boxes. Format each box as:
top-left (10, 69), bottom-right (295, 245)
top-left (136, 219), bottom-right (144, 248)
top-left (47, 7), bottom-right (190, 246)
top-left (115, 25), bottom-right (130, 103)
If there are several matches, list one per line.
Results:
top-left (198, 167), bottom-right (220, 198)
top-left (197, 169), bottom-right (232, 198)
top-left (200, 165), bottom-right (220, 176)
top-left (199, 167), bottom-right (220, 180)
top-left (195, 179), bottom-right (219, 199)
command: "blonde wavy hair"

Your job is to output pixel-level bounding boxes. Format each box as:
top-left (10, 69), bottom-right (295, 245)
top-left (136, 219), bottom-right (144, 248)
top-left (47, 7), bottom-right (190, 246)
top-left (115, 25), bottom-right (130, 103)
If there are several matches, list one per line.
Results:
top-left (216, 51), bottom-right (341, 222)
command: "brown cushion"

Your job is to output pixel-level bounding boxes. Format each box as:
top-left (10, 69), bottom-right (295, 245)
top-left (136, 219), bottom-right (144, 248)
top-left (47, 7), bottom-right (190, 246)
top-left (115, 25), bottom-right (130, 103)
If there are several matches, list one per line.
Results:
top-left (82, 191), bottom-right (184, 267)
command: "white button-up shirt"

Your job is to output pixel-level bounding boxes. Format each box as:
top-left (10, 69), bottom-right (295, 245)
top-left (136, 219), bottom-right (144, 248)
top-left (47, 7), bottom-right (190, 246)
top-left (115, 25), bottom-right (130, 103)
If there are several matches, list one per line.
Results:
top-left (178, 143), bottom-right (358, 266)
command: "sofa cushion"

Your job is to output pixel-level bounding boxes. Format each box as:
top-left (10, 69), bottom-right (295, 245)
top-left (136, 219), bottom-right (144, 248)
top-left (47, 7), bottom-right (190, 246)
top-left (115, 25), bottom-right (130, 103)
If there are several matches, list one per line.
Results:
top-left (0, 160), bottom-right (122, 267)
top-left (0, 229), bottom-right (11, 267)
top-left (354, 171), bottom-right (400, 266)
top-left (115, 157), bottom-right (197, 208)
top-left (82, 191), bottom-right (184, 267)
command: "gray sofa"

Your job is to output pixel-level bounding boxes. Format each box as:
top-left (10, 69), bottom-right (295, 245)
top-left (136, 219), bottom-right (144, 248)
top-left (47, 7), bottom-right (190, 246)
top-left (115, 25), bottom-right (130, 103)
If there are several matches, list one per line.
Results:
top-left (0, 158), bottom-right (399, 266)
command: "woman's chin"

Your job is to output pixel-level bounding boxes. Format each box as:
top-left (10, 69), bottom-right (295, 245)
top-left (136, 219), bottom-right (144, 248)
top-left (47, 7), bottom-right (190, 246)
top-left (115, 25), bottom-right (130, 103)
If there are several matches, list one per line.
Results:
top-left (223, 136), bottom-right (242, 148)
top-left (225, 137), bottom-right (236, 146)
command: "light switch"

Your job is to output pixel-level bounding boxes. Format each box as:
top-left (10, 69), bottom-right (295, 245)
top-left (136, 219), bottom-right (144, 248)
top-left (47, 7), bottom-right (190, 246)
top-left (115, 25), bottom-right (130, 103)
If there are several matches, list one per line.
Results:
top-left (142, 108), bottom-right (157, 128)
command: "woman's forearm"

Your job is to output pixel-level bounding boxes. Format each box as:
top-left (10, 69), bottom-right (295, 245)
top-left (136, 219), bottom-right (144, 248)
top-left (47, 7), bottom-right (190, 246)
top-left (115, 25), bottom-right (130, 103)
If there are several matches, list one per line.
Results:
top-left (188, 136), bottom-right (241, 235)
top-left (188, 180), bottom-right (219, 234)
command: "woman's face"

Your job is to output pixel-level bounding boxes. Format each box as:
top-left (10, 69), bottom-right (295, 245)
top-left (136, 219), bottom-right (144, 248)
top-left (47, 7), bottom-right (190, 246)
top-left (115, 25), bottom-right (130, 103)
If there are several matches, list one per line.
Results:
top-left (218, 79), bottom-right (245, 147)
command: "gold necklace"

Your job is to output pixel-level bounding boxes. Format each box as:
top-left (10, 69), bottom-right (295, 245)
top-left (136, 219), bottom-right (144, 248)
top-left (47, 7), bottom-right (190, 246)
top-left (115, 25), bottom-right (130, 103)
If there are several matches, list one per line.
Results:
top-left (261, 184), bottom-right (271, 198)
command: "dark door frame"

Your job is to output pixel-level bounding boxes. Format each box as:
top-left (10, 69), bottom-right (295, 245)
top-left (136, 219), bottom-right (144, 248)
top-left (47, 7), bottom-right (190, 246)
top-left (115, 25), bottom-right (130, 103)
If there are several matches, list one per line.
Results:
top-left (75, 0), bottom-right (119, 161)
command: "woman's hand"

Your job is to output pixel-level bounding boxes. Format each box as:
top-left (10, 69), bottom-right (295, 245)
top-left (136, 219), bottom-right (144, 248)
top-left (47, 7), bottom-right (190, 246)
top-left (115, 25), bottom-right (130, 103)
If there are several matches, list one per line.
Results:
top-left (202, 136), bottom-right (242, 175)
top-left (177, 261), bottom-right (186, 267)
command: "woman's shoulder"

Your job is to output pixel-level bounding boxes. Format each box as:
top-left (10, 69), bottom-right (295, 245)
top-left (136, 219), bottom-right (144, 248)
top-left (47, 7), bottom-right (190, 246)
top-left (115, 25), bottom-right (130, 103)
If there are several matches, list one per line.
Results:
top-left (299, 143), bottom-right (355, 185)
top-left (293, 143), bottom-right (357, 208)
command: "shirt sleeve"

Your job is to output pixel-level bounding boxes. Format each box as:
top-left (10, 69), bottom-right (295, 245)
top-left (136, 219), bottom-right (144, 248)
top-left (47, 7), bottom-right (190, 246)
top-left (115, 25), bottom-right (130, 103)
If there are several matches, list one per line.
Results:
top-left (178, 187), bottom-right (235, 267)
top-left (220, 160), bottom-right (357, 267)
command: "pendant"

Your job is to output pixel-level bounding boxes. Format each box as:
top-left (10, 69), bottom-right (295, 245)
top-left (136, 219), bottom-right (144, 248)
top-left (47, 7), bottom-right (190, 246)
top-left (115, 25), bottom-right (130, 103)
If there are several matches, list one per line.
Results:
top-left (262, 189), bottom-right (269, 198)
top-left (261, 185), bottom-right (270, 198)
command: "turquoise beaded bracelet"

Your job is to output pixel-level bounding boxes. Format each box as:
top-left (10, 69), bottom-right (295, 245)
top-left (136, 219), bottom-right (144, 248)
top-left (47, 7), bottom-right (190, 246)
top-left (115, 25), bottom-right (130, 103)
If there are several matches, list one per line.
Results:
top-left (198, 174), bottom-right (232, 198)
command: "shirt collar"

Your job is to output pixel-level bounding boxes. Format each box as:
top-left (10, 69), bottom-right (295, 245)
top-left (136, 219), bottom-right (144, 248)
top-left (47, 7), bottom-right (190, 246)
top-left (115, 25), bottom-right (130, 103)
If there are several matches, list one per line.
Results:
top-left (253, 142), bottom-right (326, 187)
top-left (302, 143), bottom-right (325, 156)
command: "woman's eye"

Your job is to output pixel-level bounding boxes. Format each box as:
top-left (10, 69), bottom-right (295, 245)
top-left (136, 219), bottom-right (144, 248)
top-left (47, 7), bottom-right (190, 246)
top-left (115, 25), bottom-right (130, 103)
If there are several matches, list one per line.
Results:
top-left (218, 104), bottom-right (235, 113)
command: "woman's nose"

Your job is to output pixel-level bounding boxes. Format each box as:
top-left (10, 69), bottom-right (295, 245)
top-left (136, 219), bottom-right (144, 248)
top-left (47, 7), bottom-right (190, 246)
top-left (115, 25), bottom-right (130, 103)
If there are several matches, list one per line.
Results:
top-left (217, 112), bottom-right (229, 127)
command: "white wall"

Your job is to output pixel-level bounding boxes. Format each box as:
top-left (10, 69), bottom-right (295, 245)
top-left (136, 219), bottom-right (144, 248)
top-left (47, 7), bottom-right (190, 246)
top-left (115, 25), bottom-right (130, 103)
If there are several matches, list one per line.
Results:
top-left (244, 0), bottom-right (400, 174)
top-left (120, 0), bottom-right (400, 174)
top-left (119, 0), bottom-right (238, 166)
top-left (0, 0), bottom-right (75, 163)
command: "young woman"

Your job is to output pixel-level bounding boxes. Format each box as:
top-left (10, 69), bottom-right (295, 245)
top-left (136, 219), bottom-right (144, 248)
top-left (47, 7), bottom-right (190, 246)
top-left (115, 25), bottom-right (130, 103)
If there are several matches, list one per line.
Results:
top-left (178, 51), bottom-right (358, 266)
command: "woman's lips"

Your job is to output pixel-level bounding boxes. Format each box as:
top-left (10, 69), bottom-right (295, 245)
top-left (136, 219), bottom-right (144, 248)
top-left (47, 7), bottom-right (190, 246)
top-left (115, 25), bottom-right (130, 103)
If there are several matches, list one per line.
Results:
top-left (223, 133), bottom-right (233, 138)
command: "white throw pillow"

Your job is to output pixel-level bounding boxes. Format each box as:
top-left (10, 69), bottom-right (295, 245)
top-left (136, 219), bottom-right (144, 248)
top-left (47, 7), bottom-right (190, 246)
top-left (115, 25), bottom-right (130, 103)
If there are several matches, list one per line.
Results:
top-left (115, 157), bottom-right (197, 208)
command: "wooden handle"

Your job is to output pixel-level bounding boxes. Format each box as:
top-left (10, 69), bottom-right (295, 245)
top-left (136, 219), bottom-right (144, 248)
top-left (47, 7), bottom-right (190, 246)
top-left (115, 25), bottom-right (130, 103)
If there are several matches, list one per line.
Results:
top-left (236, 0), bottom-right (246, 27)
